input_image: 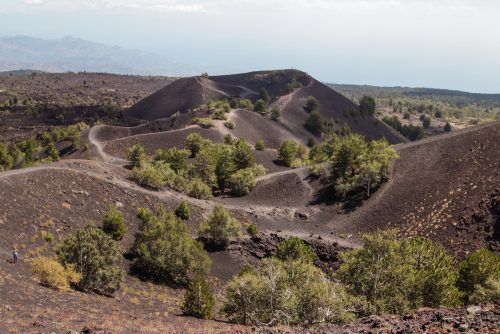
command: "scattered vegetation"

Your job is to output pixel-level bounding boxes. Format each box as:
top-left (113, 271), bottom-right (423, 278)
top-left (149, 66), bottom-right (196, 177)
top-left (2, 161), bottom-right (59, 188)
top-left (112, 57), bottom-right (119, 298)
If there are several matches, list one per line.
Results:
top-left (56, 224), bottom-right (124, 295)
top-left (277, 139), bottom-right (308, 167)
top-left (31, 256), bottom-right (81, 291)
top-left (0, 122), bottom-right (88, 171)
top-left (175, 201), bottom-right (191, 220)
top-left (458, 248), bottom-right (500, 304)
top-left (255, 139), bottom-right (266, 151)
top-left (382, 116), bottom-right (425, 141)
top-left (132, 207), bottom-right (210, 285)
top-left (102, 206), bottom-right (127, 241)
top-left (182, 274), bottom-right (215, 319)
top-left (198, 205), bottom-right (242, 249)
top-left (129, 134), bottom-right (265, 198)
top-left (309, 132), bottom-right (399, 198)
top-left (304, 96), bottom-right (320, 113)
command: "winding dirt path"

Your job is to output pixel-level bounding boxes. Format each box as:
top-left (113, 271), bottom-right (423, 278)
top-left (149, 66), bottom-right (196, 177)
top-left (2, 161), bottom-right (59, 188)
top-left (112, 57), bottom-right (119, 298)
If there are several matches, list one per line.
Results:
top-left (88, 125), bottom-right (129, 166)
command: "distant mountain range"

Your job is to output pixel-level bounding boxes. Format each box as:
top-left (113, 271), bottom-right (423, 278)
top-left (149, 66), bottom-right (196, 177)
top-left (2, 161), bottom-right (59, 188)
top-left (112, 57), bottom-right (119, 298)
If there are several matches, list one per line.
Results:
top-left (0, 36), bottom-right (208, 76)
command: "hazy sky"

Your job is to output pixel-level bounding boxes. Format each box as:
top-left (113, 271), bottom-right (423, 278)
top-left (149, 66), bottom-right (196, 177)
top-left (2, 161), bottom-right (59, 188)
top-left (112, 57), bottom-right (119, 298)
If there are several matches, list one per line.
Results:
top-left (1, 0), bottom-right (499, 93)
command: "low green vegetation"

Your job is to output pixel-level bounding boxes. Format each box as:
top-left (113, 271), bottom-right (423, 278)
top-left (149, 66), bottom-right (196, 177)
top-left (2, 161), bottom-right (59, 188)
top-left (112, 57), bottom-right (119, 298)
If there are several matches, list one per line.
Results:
top-left (132, 207), bottom-right (210, 285)
top-left (182, 274), bottom-right (215, 319)
top-left (458, 248), bottom-right (500, 304)
top-left (330, 84), bottom-right (500, 125)
top-left (102, 206), bottom-right (127, 241)
top-left (129, 134), bottom-right (266, 197)
top-left (255, 139), bottom-right (266, 151)
top-left (309, 132), bottom-right (399, 198)
top-left (222, 239), bottom-right (353, 326)
top-left (56, 224), bottom-right (124, 295)
top-left (382, 116), bottom-right (425, 141)
top-left (198, 204), bottom-right (242, 249)
top-left (0, 122), bottom-right (88, 171)
top-left (304, 96), bottom-right (320, 113)
top-left (277, 139), bottom-right (308, 167)
top-left (175, 201), bottom-right (191, 220)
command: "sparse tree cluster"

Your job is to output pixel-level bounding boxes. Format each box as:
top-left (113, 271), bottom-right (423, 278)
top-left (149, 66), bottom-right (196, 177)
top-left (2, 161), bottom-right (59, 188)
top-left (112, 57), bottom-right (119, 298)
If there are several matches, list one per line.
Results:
top-left (129, 134), bottom-right (266, 197)
top-left (309, 132), bottom-right (399, 198)
top-left (0, 122), bottom-right (88, 171)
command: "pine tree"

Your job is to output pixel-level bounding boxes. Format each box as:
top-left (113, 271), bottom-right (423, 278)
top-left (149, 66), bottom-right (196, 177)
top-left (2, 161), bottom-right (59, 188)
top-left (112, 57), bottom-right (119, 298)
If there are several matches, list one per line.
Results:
top-left (182, 274), bottom-right (215, 319)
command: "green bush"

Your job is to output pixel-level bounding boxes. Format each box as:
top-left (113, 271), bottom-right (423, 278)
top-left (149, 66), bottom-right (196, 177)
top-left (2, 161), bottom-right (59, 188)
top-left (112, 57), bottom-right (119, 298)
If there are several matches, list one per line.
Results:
top-left (233, 138), bottom-right (255, 170)
top-left (154, 147), bottom-right (190, 173)
top-left (198, 205), bottom-right (242, 248)
top-left (337, 231), bottom-right (461, 316)
top-left (187, 178), bottom-right (213, 200)
top-left (132, 208), bottom-right (210, 285)
top-left (185, 133), bottom-right (211, 158)
top-left (247, 224), bottom-right (258, 236)
top-left (0, 143), bottom-right (14, 171)
top-left (276, 237), bottom-right (315, 263)
top-left (127, 144), bottom-right (147, 168)
top-left (175, 201), bottom-right (191, 220)
top-left (56, 224), bottom-right (124, 295)
top-left (223, 258), bottom-right (353, 326)
top-left (31, 256), bottom-right (81, 291)
top-left (130, 162), bottom-right (166, 190)
top-left (228, 168), bottom-right (256, 196)
top-left (305, 111), bottom-right (324, 135)
top-left (192, 117), bottom-right (215, 128)
top-left (224, 121), bottom-right (235, 129)
top-left (359, 96), bottom-right (376, 116)
top-left (102, 206), bottom-right (127, 241)
top-left (270, 107), bottom-right (281, 121)
top-left (304, 96), bottom-right (319, 113)
top-left (254, 99), bottom-right (267, 114)
top-left (458, 249), bottom-right (500, 304)
top-left (255, 139), bottom-right (266, 151)
top-left (278, 139), bottom-right (298, 167)
top-left (182, 274), bottom-right (215, 319)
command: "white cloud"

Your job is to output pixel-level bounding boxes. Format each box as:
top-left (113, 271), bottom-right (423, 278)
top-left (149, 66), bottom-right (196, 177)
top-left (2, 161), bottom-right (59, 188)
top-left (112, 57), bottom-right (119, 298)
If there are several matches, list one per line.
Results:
top-left (23, 0), bottom-right (45, 4)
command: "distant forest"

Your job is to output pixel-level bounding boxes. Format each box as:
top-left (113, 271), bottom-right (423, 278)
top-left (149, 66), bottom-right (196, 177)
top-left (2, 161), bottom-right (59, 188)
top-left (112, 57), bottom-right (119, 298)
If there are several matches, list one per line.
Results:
top-left (329, 84), bottom-right (500, 124)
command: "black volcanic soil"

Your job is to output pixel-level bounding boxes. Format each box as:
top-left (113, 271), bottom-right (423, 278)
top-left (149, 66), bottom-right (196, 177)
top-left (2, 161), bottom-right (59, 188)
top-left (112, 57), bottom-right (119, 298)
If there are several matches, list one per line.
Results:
top-left (333, 121), bottom-right (500, 258)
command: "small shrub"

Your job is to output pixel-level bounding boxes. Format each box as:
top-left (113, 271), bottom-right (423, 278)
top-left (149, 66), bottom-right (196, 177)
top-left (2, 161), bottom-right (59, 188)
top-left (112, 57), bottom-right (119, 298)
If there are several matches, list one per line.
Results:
top-left (304, 96), bottom-right (319, 113)
top-left (127, 144), bottom-right (147, 168)
top-left (56, 224), bottom-right (124, 295)
top-left (270, 107), bottom-right (281, 121)
top-left (132, 208), bottom-right (210, 285)
top-left (102, 206), bottom-right (127, 241)
top-left (254, 99), bottom-right (267, 114)
top-left (193, 117), bottom-right (214, 128)
top-left (255, 139), bottom-right (265, 151)
top-left (224, 121), bottom-right (235, 129)
top-left (247, 224), bottom-right (258, 236)
top-left (31, 257), bottom-right (81, 290)
top-left (198, 205), bottom-right (242, 248)
top-left (278, 139), bottom-right (298, 167)
top-left (185, 133), bottom-right (211, 158)
top-left (131, 163), bottom-right (166, 190)
top-left (458, 249), bottom-right (500, 304)
top-left (175, 201), bottom-right (191, 220)
top-left (182, 274), bottom-right (215, 319)
top-left (187, 178), bottom-right (213, 200)
top-left (228, 168), bottom-right (256, 196)
top-left (41, 230), bottom-right (54, 243)
top-left (359, 96), bottom-right (376, 116)
top-left (276, 237), bottom-right (315, 263)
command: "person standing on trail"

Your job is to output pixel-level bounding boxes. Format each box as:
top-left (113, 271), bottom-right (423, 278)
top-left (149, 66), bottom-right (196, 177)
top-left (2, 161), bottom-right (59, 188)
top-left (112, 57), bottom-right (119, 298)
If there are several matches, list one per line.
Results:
top-left (12, 248), bottom-right (18, 264)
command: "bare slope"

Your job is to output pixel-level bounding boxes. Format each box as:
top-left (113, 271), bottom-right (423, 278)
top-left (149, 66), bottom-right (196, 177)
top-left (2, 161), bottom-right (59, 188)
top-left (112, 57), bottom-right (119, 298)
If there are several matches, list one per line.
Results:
top-left (334, 121), bottom-right (500, 257)
top-left (125, 69), bottom-right (405, 144)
